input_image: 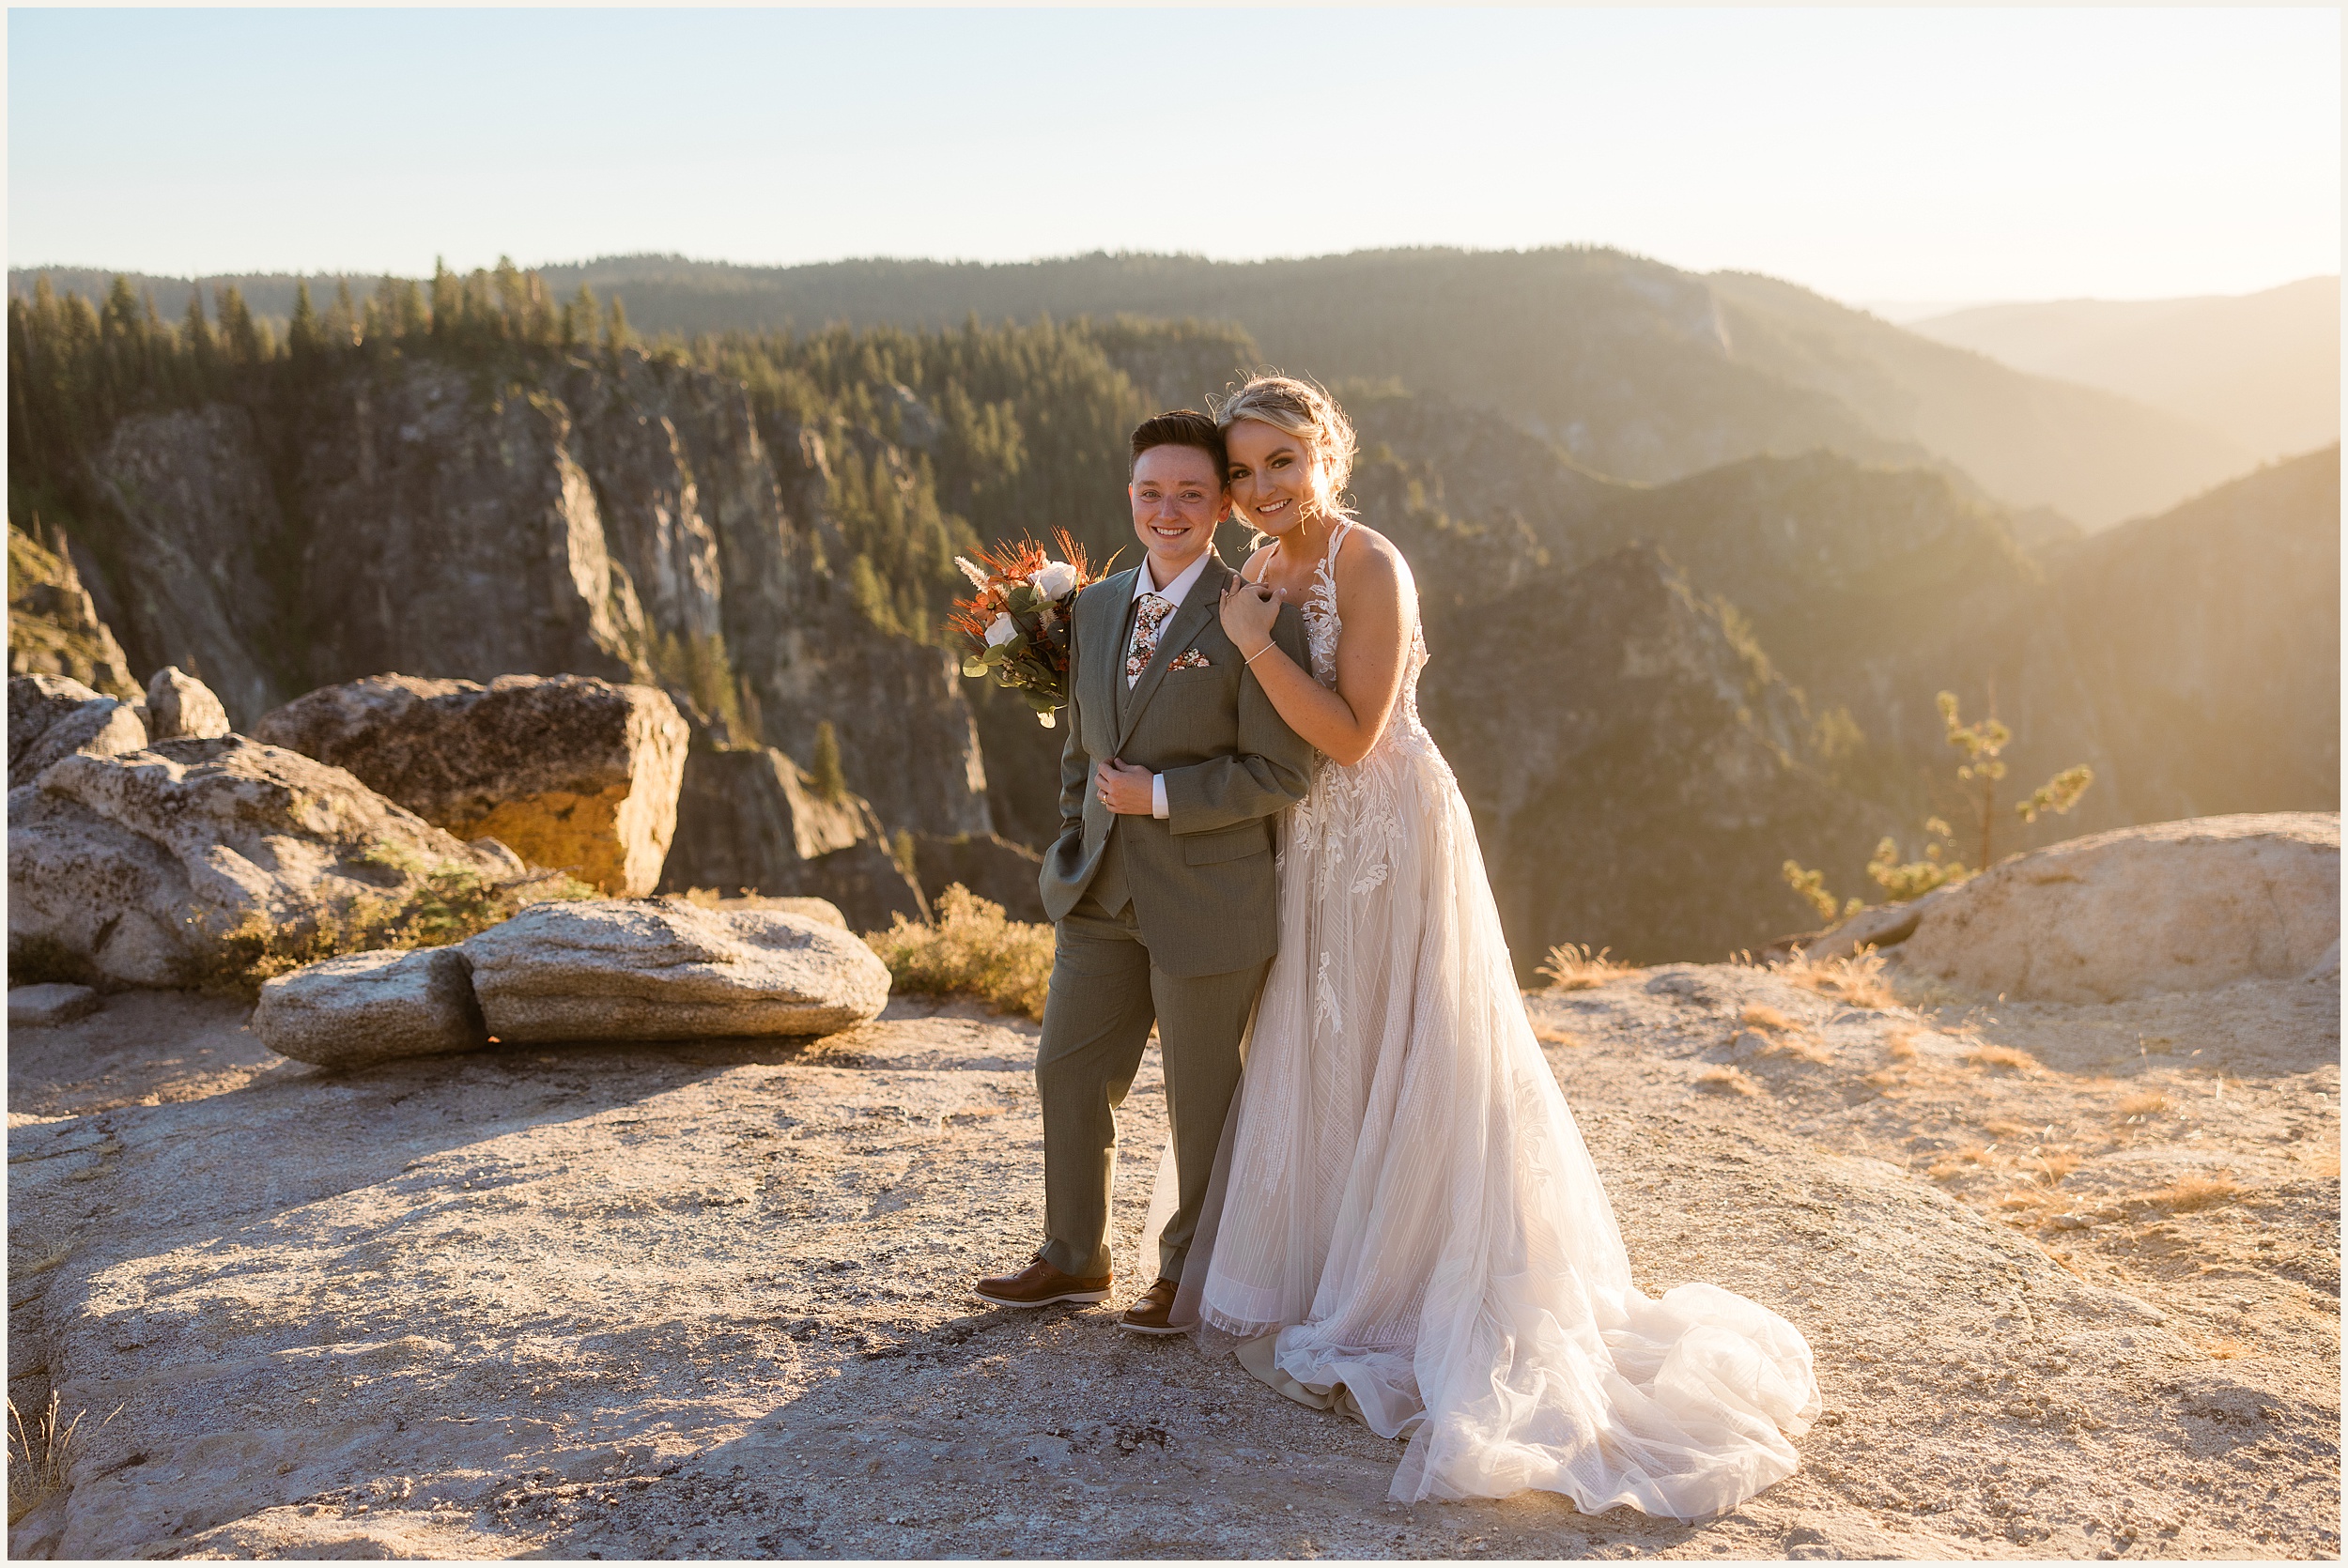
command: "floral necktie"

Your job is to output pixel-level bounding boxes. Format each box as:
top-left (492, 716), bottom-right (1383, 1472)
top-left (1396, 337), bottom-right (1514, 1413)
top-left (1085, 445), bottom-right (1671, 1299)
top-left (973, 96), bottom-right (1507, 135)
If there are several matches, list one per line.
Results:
top-left (1126, 592), bottom-right (1172, 685)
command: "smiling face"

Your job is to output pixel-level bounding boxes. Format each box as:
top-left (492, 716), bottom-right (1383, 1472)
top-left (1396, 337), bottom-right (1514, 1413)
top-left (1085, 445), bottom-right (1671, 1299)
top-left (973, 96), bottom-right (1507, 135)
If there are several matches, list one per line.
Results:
top-left (1224, 418), bottom-right (1325, 538)
top-left (1128, 442), bottom-right (1225, 583)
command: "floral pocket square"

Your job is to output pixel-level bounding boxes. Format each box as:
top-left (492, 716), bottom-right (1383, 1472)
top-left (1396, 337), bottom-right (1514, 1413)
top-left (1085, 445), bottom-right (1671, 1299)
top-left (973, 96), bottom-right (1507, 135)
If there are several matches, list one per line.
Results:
top-left (1166, 649), bottom-right (1212, 671)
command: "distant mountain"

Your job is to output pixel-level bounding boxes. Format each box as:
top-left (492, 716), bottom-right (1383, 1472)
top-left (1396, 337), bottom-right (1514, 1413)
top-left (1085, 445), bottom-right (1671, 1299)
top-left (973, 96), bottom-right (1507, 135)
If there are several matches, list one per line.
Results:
top-left (11, 248), bottom-right (2253, 528)
top-left (1908, 278), bottom-right (2340, 463)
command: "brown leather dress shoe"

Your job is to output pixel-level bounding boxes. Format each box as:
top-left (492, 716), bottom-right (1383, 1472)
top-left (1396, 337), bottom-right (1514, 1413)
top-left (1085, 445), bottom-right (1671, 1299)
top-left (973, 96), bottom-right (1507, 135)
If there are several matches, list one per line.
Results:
top-left (1120, 1277), bottom-right (1183, 1335)
top-left (972, 1254), bottom-right (1111, 1308)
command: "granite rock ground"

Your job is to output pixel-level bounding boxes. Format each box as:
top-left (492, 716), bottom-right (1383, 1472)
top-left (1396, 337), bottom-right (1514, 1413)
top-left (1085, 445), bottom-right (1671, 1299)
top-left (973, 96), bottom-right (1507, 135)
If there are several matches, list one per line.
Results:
top-left (7, 960), bottom-right (2337, 1560)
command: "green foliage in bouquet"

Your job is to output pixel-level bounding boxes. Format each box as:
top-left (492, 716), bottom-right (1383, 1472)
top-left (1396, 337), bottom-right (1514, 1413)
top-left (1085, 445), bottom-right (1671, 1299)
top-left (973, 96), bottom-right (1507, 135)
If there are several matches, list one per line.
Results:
top-left (948, 531), bottom-right (1101, 728)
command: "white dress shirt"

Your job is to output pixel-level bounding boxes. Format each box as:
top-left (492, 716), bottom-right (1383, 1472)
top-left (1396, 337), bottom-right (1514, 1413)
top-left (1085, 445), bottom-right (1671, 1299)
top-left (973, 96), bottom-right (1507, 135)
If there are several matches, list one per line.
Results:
top-left (1129, 548), bottom-right (1213, 819)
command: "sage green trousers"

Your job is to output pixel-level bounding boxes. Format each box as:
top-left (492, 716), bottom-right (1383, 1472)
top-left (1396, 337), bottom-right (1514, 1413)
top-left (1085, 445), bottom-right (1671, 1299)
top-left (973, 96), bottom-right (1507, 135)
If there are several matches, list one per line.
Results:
top-left (1036, 892), bottom-right (1268, 1284)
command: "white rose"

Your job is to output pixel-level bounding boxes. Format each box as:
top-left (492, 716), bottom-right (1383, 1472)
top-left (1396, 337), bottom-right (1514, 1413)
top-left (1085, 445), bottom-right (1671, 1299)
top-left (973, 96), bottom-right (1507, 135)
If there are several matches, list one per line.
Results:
top-left (984, 612), bottom-right (1018, 647)
top-left (1032, 561), bottom-right (1079, 600)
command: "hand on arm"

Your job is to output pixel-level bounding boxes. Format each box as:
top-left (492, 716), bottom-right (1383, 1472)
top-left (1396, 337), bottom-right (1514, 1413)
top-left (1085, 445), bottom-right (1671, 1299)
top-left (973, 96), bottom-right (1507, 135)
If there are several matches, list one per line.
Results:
top-left (1216, 537), bottom-right (1414, 767)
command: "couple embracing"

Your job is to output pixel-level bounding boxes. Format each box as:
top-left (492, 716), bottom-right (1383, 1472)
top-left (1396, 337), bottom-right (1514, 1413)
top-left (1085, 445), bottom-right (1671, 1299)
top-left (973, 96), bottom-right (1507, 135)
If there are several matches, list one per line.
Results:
top-left (974, 378), bottom-right (1820, 1519)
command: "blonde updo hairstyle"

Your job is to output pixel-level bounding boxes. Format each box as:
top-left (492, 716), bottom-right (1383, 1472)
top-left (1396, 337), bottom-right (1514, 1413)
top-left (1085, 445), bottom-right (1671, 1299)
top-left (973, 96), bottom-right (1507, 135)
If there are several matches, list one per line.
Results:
top-left (1213, 373), bottom-right (1359, 524)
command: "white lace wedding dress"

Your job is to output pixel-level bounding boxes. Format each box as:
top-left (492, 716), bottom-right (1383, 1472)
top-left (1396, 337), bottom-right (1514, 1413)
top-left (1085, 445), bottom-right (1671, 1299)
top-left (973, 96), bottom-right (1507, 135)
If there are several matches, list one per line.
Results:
top-left (1167, 518), bottom-right (1820, 1519)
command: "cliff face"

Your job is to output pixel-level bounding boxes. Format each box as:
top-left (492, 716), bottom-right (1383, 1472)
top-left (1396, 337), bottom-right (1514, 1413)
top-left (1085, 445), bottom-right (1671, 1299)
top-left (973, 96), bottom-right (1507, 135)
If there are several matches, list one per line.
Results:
top-left (71, 350), bottom-right (991, 839)
top-left (1422, 544), bottom-right (1892, 967)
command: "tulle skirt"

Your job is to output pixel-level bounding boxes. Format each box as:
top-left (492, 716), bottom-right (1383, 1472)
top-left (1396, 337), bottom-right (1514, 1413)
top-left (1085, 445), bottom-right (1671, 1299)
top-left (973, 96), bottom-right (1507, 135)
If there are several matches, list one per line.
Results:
top-left (1160, 723), bottom-right (1820, 1519)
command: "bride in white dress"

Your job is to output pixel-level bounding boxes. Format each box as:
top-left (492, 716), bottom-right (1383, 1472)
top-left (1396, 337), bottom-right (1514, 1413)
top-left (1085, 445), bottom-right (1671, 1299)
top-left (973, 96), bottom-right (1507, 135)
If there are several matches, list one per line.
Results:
top-left (1168, 375), bottom-right (1820, 1520)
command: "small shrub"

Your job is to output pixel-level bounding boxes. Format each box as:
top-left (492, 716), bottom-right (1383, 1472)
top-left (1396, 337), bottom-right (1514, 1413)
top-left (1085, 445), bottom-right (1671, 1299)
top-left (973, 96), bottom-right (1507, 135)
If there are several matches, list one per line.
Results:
top-left (1537, 943), bottom-right (1640, 991)
top-left (2116, 1091), bottom-right (2172, 1119)
top-left (1695, 1065), bottom-right (1760, 1098)
top-left (1884, 1028), bottom-right (1921, 1062)
top-left (1530, 1022), bottom-right (1584, 1048)
top-left (1740, 1003), bottom-right (1798, 1033)
top-left (865, 884), bottom-right (1053, 1022)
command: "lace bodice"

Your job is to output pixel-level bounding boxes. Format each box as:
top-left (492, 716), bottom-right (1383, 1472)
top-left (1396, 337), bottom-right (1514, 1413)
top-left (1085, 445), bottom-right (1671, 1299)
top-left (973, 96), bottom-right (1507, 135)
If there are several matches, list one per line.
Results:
top-left (1269, 518), bottom-right (1432, 761)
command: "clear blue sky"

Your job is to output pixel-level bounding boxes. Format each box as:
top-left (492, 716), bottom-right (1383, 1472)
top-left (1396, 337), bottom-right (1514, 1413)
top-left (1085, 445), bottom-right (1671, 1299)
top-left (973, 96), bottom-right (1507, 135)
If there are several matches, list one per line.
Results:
top-left (8, 7), bottom-right (2339, 304)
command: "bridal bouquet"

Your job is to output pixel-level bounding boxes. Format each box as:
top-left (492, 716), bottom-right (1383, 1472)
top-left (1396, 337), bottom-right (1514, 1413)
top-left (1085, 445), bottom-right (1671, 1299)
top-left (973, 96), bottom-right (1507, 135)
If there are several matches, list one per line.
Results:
top-left (948, 532), bottom-right (1100, 727)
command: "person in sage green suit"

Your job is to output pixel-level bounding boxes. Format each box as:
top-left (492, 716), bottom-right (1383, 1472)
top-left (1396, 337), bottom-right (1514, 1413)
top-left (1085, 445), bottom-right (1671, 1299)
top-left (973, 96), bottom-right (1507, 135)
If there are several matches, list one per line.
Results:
top-left (974, 410), bottom-right (1316, 1331)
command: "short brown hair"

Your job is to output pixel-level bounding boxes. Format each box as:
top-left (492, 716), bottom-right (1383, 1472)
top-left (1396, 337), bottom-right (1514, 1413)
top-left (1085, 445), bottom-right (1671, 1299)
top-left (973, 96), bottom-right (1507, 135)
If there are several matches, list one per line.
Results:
top-left (1129, 409), bottom-right (1228, 482)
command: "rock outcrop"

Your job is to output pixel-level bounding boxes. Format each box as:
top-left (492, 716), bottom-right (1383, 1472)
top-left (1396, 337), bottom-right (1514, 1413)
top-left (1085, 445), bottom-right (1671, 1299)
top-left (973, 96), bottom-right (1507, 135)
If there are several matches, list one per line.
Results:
top-left (8, 675), bottom-right (147, 789)
top-left (68, 354), bottom-right (993, 838)
top-left (253, 674), bottom-right (689, 898)
top-left (909, 832), bottom-right (1048, 925)
top-left (657, 746), bottom-right (926, 929)
top-left (1892, 812), bottom-right (2340, 1003)
top-left (7, 735), bottom-right (514, 989)
top-left (252, 947), bottom-right (490, 1069)
top-left (1422, 545), bottom-right (1895, 970)
top-left (139, 665), bottom-right (231, 741)
top-left (8, 982), bottom-right (99, 1027)
top-left (6, 522), bottom-right (136, 699)
top-left (463, 899), bottom-right (890, 1042)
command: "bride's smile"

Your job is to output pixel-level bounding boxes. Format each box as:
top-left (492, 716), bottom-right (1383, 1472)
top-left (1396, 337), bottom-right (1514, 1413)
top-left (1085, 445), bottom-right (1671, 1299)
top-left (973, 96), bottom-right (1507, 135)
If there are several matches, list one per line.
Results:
top-left (1225, 419), bottom-right (1326, 538)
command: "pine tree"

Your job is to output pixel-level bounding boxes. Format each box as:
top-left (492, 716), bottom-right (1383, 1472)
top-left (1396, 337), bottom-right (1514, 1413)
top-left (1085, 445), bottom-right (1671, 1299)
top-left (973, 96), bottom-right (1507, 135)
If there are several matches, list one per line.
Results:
top-left (287, 279), bottom-right (323, 360)
top-left (182, 290), bottom-right (217, 384)
top-left (215, 285), bottom-right (262, 365)
top-left (810, 720), bottom-right (846, 802)
top-left (429, 259), bottom-right (459, 339)
top-left (323, 279), bottom-right (359, 349)
top-left (604, 295), bottom-right (632, 354)
top-left (563, 284), bottom-right (597, 350)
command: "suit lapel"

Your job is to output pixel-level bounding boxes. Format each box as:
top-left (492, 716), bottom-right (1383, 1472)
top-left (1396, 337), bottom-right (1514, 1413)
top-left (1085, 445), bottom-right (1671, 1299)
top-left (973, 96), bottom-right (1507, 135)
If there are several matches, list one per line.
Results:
top-left (1088, 567), bottom-right (1139, 746)
top-left (1116, 554), bottom-right (1229, 754)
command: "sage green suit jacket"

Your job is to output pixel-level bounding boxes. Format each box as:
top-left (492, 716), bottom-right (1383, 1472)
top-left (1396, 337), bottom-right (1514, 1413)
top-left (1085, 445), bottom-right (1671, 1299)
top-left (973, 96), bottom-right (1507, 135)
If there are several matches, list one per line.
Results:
top-left (1038, 554), bottom-right (1317, 976)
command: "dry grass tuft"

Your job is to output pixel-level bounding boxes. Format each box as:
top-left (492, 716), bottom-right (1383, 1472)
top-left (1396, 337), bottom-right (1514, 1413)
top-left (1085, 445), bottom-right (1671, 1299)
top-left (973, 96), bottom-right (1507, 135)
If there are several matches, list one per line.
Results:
top-left (1883, 1027), bottom-right (1921, 1062)
top-left (2116, 1090), bottom-right (2172, 1118)
top-left (2305, 1149), bottom-right (2342, 1181)
top-left (2025, 1149), bottom-right (2082, 1185)
top-left (2201, 1337), bottom-right (2249, 1360)
top-left (1530, 1023), bottom-right (1586, 1048)
top-left (1927, 1145), bottom-right (1998, 1179)
top-left (2141, 1173), bottom-right (2245, 1214)
top-left (1756, 1032), bottom-right (1833, 1065)
top-left (8, 1391), bottom-right (114, 1525)
top-left (1739, 1004), bottom-right (1799, 1033)
top-left (865, 884), bottom-right (1054, 1021)
top-left (1771, 945), bottom-right (1899, 1009)
top-left (1537, 944), bottom-right (1642, 992)
top-left (1695, 1065), bottom-right (1761, 1098)
top-left (1961, 1041), bottom-right (2038, 1074)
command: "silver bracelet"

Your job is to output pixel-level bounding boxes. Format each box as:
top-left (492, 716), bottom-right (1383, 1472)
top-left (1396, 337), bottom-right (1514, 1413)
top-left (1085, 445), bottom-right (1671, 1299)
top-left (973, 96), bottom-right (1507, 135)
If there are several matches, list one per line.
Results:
top-left (1243, 641), bottom-right (1276, 667)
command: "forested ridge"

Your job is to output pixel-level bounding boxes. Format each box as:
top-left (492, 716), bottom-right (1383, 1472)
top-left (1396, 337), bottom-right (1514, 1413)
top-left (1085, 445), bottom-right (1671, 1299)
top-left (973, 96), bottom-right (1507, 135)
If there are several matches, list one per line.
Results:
top-left (14, 246), bottom-right (2267, 530)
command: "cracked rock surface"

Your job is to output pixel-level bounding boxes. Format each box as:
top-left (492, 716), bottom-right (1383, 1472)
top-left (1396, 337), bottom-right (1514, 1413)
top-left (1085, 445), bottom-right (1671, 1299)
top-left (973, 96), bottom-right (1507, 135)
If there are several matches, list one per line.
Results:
top-left (7, 960), bottom-right (2336, 1560)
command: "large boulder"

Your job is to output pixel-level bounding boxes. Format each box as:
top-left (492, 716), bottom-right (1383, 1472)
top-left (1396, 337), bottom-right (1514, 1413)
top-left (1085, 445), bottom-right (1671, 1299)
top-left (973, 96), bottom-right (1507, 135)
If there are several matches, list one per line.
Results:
top-left (657, 746), bottom-right (925, 929)
top-left (141, 666), bottom-right (232, 741)
top-left (8, 675), bottom-right (147, 788)
top-left (1892, 812), bottom-right (2340, 1003)
top-left (253, 947), bottom-right (488, 1070)
top-left (7, 735), bottom-right (515, 989)
top-left (464, 899), bottom-right (890, 1042)
top-left (909, 832), bottom-right (1047, 925)
top-left (253, 674), bottom-right (689, 898)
